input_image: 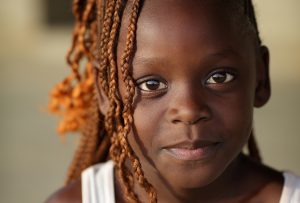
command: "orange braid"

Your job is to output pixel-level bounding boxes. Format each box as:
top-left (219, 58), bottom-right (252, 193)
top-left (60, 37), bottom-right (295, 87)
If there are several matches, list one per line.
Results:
top-left (48, 0), bottom-right (101, 184)
top-left (117, 0), bottom-right (157, 202)
top-left (48, 0), bottom-right (97, 135)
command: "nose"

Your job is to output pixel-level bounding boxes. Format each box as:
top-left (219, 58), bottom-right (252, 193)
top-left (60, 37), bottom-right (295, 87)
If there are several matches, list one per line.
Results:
top-left (167, 84), bottom-right (211, 125)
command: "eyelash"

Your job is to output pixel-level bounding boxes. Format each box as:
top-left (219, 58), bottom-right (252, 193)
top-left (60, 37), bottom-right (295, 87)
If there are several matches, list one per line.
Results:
top-left (205, 70), bottom-right (235, 85)
top-left (136, 77), bottom-right (168, 97)
top-left (135, 70), bottom-right (235, 96)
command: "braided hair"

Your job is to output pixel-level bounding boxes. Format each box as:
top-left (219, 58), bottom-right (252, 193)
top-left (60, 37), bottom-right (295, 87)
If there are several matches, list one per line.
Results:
top-left (48, 0), bottom-right (263, 202)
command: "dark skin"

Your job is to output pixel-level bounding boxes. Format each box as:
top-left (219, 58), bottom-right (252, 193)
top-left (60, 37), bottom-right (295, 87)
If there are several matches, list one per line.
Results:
top-left (46, 1), bottom-right (283, 203)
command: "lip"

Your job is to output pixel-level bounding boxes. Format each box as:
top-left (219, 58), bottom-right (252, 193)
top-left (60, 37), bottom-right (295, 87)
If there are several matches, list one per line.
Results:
top-left (163, 141), bottom-right (222, 161)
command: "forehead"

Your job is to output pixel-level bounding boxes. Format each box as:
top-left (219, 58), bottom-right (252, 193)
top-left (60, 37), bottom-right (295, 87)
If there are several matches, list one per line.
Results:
top-left (139, 0), bottom-right (231, 31)
top-left (118, 0), bottom-right (252, 66)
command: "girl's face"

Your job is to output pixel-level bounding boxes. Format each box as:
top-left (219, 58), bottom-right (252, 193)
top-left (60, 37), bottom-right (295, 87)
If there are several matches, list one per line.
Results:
top-left (115, 0), bottom-right (269, 192)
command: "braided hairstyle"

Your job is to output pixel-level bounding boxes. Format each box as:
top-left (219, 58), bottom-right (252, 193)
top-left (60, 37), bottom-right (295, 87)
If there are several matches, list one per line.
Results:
top-left (48, 0), bottom-right (262, 202)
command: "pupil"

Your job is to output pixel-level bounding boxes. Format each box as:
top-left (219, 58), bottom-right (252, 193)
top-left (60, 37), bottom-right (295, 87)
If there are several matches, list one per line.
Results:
top-left (212, 73), bottom-right (226, 83)
top-left (146, 80), bottom-right (160, 90)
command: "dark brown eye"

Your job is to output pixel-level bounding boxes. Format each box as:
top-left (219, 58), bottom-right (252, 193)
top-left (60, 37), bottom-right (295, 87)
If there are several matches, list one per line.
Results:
top-left (146, 80), bottom-right (159, 90)
top-left (138, 79), bottom-right (167, 92)
top-left (206, 72), bottom-right (234, 84)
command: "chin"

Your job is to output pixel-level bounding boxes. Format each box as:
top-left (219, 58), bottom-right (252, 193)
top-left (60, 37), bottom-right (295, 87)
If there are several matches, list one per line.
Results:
top-left (155, 156), bottom-right (227, 190)
top-left (154, 145), bottom-right (241, 191)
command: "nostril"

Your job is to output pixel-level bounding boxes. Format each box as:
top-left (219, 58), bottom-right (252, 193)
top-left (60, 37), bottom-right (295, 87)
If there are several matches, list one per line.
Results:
top-left (172, 119), bottom-right (181, 124)
top-left (172, 116), bottom-right (209, 125)
top-left (168, 100), bottom-right (212, 125)
top-left (185, 119), bottom-right (199, 125)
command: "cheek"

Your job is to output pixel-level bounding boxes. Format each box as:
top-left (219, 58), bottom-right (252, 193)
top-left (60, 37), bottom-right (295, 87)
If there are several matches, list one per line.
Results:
top-left (213, 85), bottom-right (254, 148)
top-left (128, 99), bottom-right (166, 159)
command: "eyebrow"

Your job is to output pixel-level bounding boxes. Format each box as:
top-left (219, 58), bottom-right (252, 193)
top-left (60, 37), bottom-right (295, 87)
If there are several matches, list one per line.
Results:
top-left (134, 56), bottom-right (169, 67)
top-left (208, 48), bottom-right (241, 58)
top-left (134, 48), bottom-right (241, 67)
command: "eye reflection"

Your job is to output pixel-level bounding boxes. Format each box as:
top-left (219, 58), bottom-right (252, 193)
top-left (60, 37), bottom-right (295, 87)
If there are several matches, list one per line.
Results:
top-left (206, 71), bottom-right (235, 84)
top-left (137, 79), bottom-right (168, 92)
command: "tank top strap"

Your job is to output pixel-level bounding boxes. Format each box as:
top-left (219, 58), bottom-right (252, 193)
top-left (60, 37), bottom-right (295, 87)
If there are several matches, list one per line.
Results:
top-left (82, 160), bottom-right (115, 203)
top-left (279, 171), bottom-right (300, 203)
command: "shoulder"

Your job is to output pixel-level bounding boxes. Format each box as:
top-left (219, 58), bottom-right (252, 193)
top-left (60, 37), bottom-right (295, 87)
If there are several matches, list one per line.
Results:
top-left (242, 156), bottom-right (284, 203)
top-left (45, 161), bottom-right (114, 203)
top-left (258, 171), bottom-right (300, 203)
top-left (45, 179), bottom-right (82, 203)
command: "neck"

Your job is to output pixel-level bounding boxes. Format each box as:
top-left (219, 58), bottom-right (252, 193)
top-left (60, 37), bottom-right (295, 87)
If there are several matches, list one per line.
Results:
top-left (115, 154), bottom-right (250, 203)
top-left (138, 153), bottom-right (248, 203)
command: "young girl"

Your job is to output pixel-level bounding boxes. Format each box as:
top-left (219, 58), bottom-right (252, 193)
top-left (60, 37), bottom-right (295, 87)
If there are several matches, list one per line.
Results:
top-left (46, 0), bottom-right (300, 202)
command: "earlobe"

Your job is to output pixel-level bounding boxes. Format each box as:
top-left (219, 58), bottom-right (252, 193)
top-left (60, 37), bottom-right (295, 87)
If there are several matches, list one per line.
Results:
top-left (93, 66), bottom-right (109, 115)
top-left (254, 46), bottom-right (271, 108)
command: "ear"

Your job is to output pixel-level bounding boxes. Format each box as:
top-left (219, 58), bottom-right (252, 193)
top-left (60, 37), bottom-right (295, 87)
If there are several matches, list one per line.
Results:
top-left (93, 65), bottom-right (109, 115)
top-left (254, 46), bottom-right (271, 107)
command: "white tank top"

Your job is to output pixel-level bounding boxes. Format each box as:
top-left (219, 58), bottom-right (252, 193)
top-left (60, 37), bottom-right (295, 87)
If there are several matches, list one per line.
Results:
top-left (82, 161), bottom-right (300, 203)
top-left (82, 160), bottom-right (115, 203)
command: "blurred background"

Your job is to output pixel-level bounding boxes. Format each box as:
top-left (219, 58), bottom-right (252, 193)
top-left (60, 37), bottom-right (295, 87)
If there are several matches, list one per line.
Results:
top-left (0, 0), bottom-right (299, 202)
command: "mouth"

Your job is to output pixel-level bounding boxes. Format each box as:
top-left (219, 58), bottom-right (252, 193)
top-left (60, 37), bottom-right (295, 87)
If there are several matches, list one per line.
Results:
top-left (163, 141), bottom-right (222, 161)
